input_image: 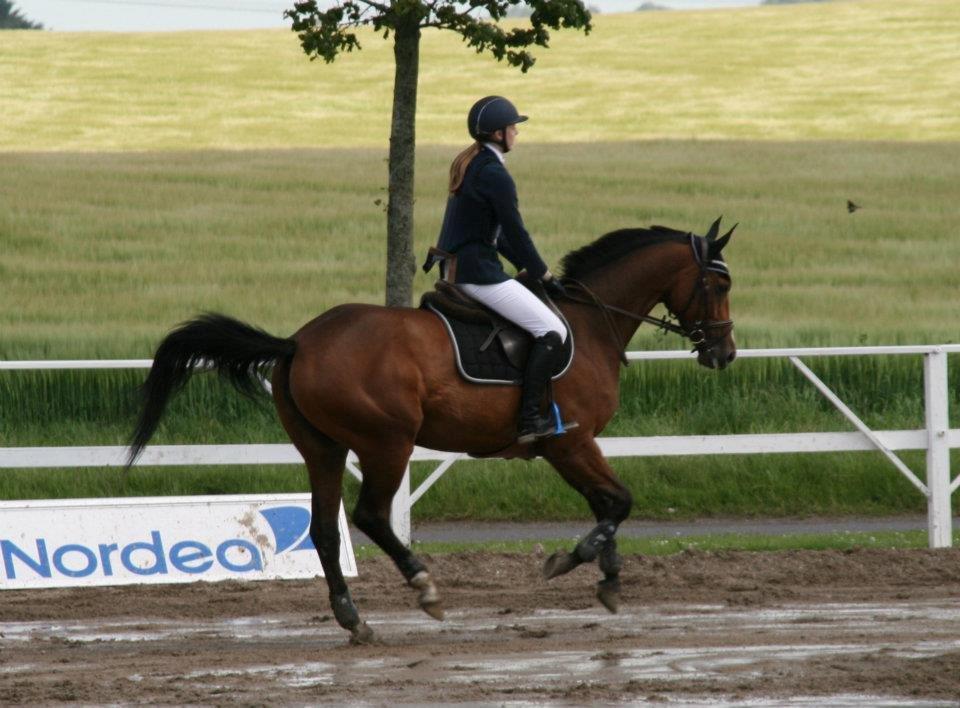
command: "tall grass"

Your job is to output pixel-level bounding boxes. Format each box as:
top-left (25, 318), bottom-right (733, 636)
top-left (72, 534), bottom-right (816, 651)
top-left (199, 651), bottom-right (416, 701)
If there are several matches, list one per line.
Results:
top-left (2, 355), bottom-right (956, 516)
top-left (6, 355), bottom-right (953, 446)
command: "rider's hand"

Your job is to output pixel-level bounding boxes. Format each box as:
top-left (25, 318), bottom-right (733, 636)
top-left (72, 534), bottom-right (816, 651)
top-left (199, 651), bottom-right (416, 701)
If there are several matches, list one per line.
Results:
top-left (542, 273), bottom-right (567, 299)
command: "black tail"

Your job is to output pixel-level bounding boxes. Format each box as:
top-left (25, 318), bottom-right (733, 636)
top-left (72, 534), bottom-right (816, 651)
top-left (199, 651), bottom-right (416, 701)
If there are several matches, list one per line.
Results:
top-left (127, 313), bottom-right (296, 467)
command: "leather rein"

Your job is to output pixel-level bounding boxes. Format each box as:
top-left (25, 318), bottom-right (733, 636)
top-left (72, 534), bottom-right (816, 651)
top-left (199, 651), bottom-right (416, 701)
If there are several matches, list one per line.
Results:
top-left (558, 233), bottom-right (734, 366)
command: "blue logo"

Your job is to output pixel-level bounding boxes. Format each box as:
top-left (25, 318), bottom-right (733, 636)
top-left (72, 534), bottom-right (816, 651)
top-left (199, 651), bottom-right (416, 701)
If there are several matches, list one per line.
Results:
top-left (1, 531), bottom-right (262, 580)
top-left (259, 506), bottom-right (315, 554)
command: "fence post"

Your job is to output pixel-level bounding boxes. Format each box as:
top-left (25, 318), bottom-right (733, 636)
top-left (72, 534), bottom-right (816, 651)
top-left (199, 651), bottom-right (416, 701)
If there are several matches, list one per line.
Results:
top-left (924, 350), bottom-right (952, 548)
top-left (391, 464), bottom-right (412, 546)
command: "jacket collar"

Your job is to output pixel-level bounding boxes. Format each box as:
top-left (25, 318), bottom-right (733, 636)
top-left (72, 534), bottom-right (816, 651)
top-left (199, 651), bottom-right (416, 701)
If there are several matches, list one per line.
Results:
top-left (482, 142), bottom-right (506, 164)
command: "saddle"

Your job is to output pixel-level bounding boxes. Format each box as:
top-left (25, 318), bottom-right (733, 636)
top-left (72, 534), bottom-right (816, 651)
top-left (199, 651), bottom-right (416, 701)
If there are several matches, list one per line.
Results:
top-left (420, 249), bottom-right (574, 385)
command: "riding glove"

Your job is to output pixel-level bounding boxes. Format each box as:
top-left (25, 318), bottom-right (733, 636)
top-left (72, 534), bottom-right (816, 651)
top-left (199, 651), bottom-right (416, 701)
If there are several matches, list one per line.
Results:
top-left (542, 275), bottom-right (567, 300)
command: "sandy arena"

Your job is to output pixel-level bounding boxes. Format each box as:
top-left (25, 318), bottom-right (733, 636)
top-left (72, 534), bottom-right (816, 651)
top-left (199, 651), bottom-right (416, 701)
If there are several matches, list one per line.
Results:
top-left (2, 548), bottom-right (960, 705)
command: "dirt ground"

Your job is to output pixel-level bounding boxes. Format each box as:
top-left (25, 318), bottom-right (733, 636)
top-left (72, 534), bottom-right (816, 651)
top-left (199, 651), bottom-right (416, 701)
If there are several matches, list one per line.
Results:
top-left (3, 548), bottom-right (960, 705)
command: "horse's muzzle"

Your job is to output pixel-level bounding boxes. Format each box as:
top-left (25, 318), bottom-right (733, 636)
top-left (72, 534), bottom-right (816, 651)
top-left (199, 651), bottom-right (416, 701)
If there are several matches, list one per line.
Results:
top-left (697, 341), bottom-right (737, 370)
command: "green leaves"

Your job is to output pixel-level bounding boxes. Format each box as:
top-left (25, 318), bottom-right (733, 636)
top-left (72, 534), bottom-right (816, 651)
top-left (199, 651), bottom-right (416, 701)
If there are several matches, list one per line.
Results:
top-left (286, 0), bottom-right (592, 72)
top-left (0, 0), bottom-right (44, 29)
top-left (285, 1), bottom-right (366, 63)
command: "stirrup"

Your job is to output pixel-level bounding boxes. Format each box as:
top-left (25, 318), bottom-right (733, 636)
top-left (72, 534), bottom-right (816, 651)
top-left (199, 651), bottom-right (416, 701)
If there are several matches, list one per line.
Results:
top-left (517, 403), bottom-right (578, 445)
top-left (517, 422), bottom-right (557, 445)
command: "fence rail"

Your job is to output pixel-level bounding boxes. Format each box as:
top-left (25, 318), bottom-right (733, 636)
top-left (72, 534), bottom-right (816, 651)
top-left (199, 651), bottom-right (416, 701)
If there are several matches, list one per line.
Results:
top-left (2, 345), bottom-right (957, 548)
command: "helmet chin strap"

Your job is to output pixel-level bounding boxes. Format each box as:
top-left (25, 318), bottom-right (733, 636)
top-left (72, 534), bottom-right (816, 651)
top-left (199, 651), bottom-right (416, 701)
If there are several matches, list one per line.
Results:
top-left (479, 129), bottom-right (510, 154)
top-left (491, 128), bottom-right (509, 153)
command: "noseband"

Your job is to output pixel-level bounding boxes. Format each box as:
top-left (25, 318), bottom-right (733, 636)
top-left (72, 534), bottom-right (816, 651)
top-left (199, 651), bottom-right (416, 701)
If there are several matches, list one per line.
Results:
top-left (560, 233), bottom-right (733, 366)
top-left (678, 231), bottom-right (735, 350)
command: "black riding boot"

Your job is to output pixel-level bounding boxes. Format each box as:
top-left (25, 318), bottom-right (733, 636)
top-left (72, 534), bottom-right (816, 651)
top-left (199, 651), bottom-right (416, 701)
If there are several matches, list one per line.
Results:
top-left (517, 332), bottom-right (564, 445)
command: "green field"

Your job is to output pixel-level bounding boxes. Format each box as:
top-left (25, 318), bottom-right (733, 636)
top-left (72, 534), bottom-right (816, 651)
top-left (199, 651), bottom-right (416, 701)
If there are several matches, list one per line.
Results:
top-left (1, 0), bottom-right (958, 522)
top-left (2, 140), bottom-right (958, 356)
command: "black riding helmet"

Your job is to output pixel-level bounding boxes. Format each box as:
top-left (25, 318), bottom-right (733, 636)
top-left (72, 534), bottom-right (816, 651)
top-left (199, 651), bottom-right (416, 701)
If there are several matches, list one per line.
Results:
top-left (468, 96), bottom-right (528, 151)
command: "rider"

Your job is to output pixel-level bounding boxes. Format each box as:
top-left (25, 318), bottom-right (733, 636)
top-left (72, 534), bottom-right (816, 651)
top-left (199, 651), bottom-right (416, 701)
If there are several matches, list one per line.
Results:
top-left (432, 95), bottom-right (571, 444)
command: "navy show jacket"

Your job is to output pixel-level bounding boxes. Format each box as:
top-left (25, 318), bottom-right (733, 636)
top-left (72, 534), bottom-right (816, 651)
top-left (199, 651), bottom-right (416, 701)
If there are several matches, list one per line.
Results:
top-left (435, 146), bottom-right (549, 285)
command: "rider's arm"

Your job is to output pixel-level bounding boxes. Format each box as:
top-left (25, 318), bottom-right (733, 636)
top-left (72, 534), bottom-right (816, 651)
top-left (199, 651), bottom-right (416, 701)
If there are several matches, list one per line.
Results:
top-left (495, 235), bottom-right (523, 272)
top-left (475, 163), bottom-right (549, 281)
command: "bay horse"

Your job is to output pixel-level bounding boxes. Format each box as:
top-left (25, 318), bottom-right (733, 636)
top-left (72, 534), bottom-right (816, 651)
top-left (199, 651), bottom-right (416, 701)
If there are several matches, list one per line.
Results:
top-left (128, 218), bottom-right (736, 643)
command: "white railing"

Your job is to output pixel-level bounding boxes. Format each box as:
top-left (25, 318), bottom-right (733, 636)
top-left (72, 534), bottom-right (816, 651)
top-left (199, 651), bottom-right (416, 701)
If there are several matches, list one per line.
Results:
top-left (1, 345), bottom-right (957, 548)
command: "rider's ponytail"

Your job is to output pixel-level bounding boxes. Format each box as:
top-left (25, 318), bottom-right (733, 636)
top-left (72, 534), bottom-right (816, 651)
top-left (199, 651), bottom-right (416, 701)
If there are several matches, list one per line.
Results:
top-left (448, 142), bottom-right (481, 194)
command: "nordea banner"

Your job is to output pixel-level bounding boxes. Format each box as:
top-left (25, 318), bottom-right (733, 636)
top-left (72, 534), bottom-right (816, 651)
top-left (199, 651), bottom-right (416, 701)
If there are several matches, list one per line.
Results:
top-left (0, 493), bottom-right (356, 589)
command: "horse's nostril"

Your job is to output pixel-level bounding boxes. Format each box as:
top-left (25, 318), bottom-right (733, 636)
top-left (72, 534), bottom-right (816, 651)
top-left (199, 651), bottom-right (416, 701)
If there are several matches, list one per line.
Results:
top-left (727, 351), bottom-right (737, 364)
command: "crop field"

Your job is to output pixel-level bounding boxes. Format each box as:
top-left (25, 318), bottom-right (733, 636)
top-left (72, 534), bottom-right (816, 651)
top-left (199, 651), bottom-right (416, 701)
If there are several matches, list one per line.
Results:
top-left (3, 0), bottom-right (959, 149)
top-left (0, 0), bottom-right (958, 517)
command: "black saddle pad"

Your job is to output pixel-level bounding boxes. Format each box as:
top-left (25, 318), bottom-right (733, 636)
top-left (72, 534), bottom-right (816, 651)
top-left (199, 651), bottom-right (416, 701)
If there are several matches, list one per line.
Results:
top-left (425, 304), bottom-right (574, 386)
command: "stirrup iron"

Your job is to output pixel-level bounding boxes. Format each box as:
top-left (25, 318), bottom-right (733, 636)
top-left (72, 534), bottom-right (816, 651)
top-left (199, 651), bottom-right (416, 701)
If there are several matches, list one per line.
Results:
top-left (517, 402), bottom-right (577, 445)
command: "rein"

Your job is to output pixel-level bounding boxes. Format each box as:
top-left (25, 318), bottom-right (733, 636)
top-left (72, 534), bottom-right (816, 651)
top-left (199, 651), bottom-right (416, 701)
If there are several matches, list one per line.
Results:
top-left (558, 234), bottom-right (733, 366)
top-left (560, 278), bottom-right (685, 366)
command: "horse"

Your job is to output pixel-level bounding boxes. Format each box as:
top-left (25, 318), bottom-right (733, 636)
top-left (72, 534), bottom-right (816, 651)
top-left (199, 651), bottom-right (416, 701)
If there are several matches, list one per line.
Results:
top-left (128, 217), bottom-right (736, 643)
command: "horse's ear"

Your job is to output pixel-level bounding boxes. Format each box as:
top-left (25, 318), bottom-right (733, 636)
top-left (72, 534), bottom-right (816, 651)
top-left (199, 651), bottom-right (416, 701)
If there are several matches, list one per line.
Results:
top-left (709, 223), bottom-right (737, 257)
top-left (705, 216), bottom-right (722, 241)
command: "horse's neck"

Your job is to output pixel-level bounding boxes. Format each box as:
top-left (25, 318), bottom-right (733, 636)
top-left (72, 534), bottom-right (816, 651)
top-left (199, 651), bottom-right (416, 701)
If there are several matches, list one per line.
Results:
top-left (564, 243), bottom-right (688, 358)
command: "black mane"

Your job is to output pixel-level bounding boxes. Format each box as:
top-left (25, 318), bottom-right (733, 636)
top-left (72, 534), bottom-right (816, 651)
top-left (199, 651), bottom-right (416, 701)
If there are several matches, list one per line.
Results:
top-left (560, 226), bottom-right (688, 281)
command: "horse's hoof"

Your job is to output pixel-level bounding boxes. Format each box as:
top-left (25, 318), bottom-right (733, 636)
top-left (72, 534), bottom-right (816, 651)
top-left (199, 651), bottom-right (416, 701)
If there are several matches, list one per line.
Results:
top-left (349, 622), bottom-right (375, 645)
top-left (410, 571), bottom-right (444, 620)
top-left (331, 591), bottom-right (362, 631)
top-left (420, 601), bottom-right (445, 621)
top-left (543, 550), bottom-right (578, 580)
top-left (597, 578), bottom-right (621, 614)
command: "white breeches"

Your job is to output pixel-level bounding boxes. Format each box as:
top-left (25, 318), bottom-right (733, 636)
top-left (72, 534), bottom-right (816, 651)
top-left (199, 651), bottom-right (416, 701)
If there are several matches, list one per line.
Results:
top-left (458, 280), bottom-right (567, 342)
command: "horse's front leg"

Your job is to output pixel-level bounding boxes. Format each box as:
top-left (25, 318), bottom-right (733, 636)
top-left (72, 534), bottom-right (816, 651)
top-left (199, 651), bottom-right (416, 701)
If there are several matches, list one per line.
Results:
top-left (542, 437), bottom-right (632, 613)
top-left (596, 536), bottom-right (623, 612)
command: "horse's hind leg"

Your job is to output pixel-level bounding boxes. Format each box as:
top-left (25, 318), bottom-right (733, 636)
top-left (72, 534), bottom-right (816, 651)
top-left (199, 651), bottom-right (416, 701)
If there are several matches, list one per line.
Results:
top-left (273, 367), bottom-right (373, 643)
top-left (542, 437), bottom-right (632, 613)
top-left (305, 449), bottom-right (376, 643)
top-left (290, 439), bottom-right (376, 642)
top-left (353, 443), bottom-right (444, 620)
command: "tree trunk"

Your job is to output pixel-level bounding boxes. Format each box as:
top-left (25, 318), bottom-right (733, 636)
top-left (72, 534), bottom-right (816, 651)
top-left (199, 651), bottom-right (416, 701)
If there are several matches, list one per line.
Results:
top-left (385, 15), bottom-right (420, 308)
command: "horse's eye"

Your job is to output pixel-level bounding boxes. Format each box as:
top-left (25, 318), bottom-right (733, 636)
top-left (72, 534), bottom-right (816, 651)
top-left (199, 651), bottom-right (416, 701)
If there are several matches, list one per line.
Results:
top-left (715, 283), bottom-right (731, 296)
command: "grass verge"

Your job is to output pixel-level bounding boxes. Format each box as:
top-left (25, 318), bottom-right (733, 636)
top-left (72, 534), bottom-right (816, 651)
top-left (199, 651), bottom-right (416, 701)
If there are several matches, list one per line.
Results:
top-left (352, 529), bottom-right (956, 559)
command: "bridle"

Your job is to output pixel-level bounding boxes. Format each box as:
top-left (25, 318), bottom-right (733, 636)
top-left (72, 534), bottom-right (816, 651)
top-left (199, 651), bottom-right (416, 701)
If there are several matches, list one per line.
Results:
top-left (560, 233), bottom-right (734, 366)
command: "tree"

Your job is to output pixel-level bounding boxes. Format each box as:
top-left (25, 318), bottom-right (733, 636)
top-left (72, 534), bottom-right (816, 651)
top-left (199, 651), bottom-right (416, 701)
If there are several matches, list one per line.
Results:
top-left (286, 0), bottom-right (592, 307)
top-left (1, 0), bottom-right (44, 29)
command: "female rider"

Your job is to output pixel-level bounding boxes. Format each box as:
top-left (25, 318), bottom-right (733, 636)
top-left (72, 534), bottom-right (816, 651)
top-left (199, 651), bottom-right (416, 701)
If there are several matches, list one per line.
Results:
top-left (431, 95), bottom-right (571, 444)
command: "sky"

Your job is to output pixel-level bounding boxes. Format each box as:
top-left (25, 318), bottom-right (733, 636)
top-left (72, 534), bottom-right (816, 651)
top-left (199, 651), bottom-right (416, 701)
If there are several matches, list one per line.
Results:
top-left (15, 0), bottom-right (763, 32)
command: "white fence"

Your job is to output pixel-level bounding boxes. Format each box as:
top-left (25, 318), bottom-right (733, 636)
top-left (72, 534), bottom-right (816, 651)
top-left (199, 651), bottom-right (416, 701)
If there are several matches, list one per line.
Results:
top-left (2, 345), bottom-right (957, 548)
